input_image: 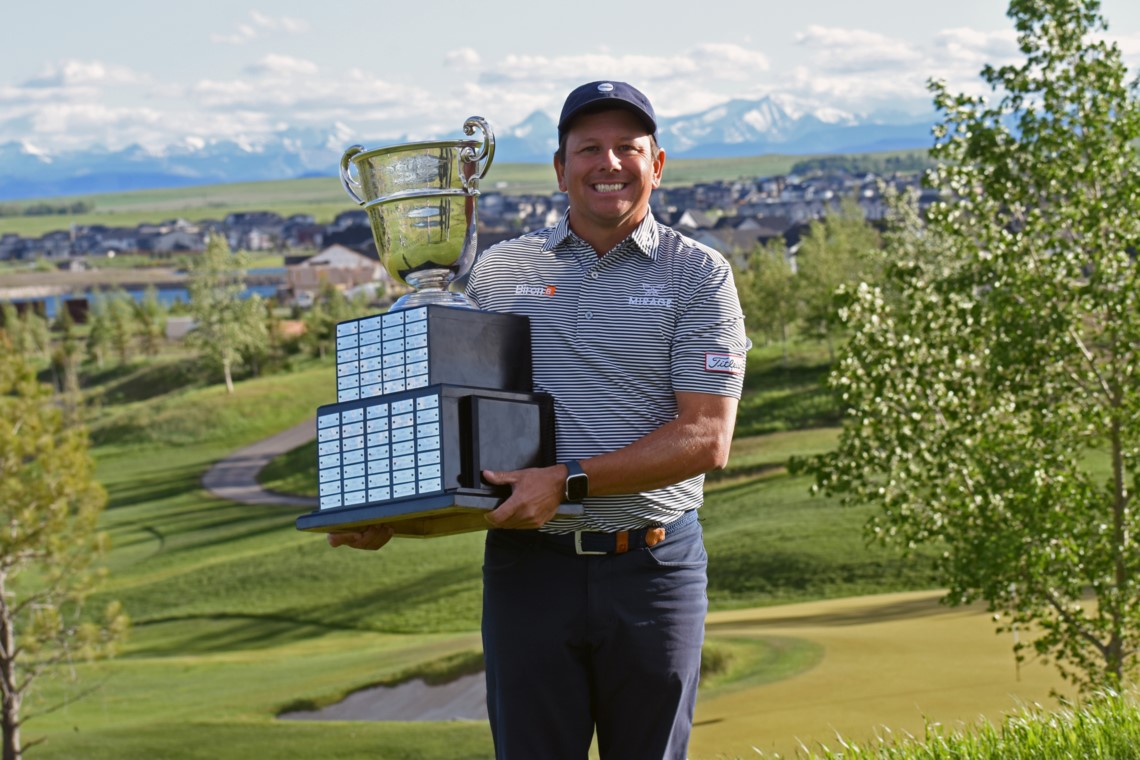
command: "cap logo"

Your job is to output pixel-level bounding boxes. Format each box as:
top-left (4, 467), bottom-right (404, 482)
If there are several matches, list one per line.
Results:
top-left (597, 83), bottom-right (615, 92)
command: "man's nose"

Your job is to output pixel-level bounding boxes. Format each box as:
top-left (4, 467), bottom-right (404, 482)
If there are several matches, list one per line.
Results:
top-left (602, 149), bottom-right (621, 170)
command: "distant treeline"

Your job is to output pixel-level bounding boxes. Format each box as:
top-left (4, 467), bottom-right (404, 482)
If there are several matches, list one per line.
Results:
top-left (0, 201), bottom-right (94, 218)
top-left (790, 152), bottom-right (935, 176)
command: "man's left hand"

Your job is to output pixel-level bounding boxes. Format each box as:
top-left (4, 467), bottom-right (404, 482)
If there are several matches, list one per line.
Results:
top-left (482, 465), bottom-right (565, 529)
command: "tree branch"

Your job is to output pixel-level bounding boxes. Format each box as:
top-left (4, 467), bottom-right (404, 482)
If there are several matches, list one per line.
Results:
top-left (1068, 327), bottom-right (1114, 402)
top-left (1044, 589), bottom-right (1109, 657)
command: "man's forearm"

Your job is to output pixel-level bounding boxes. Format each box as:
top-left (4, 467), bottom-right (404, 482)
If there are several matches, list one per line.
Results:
top-left (482, 392), bottom-right (738, 529)
top-left (580, 392), bottom-right (738, 497)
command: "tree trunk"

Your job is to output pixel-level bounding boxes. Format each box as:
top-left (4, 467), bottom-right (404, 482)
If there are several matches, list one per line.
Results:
top-left (1109, 405), bottom-right (1128, 685)
top-left (0, 593), bottom-right (22, 760)
top-left (223, 357), bottom-right (235, 395)
top-left (780, 320), bottom-right (789, 368)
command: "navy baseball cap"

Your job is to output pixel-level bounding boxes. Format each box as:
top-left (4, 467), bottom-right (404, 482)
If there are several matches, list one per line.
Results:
top-left (557, 81), bottom-right (657, 138)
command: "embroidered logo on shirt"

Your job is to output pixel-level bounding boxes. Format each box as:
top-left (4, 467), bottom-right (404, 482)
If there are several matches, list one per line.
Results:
top-left (628, 284), bottom-right (673, 307)
top-left (515, 284), bottom-right (557, 297)
top-left (705, 352), bottom-right (745, 375)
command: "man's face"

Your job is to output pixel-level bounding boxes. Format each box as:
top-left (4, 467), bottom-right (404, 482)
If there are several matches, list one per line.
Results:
top-left (554, 108), bottom-right (665, 245)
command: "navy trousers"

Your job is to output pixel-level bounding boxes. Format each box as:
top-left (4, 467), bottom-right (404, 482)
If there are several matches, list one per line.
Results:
top-left (481, 517), bottom-right (707, 760)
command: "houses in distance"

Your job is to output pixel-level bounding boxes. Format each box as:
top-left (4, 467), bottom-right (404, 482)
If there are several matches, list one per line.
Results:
top-left (0, 168), bottom-right (939, 311)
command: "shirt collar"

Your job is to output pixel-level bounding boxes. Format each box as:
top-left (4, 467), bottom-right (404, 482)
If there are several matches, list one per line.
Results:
top-left (542, 209), bottom-right (661, 260)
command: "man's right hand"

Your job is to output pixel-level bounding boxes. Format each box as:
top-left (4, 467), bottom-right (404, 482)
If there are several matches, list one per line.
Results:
top-left (327, 524), bottom-right (395, 550)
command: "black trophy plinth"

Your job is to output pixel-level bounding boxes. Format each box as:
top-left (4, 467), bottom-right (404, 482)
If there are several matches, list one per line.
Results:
top-left (295, 305), bottom-right (579, 537)
top-left (330, 305), bottom-right (533, 402)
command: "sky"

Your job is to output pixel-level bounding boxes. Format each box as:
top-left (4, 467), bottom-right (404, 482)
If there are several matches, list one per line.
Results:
top-left (3, 0), bottom-right (1140, 154)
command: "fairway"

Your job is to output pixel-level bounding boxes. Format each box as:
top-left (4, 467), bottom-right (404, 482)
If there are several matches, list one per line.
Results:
top-left (694, 592), bottom-right (1070, 759)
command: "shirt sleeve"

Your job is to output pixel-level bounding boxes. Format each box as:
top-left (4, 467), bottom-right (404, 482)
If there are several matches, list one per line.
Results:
top-left (670, 258), bottom-right (747, 399)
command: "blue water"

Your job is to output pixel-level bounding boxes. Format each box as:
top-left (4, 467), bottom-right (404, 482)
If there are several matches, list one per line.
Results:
top-left (6, 283), bottom-right (281, 319)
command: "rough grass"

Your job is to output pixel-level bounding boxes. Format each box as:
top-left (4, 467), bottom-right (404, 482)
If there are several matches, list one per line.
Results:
top-left (777, 691), bottom-right (1140, 760)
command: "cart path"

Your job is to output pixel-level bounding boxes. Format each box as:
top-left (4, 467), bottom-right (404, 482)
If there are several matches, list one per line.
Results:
top-left (201, 418), bottom-right (317, 507)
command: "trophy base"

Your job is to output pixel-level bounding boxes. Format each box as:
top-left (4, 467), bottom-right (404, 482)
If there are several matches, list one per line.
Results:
top-left (296, 492), bottom-right (584, 537)
top-left (303, 384), bottom-right (560, 539)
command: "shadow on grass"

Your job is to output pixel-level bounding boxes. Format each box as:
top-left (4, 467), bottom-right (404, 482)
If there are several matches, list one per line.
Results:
top-left (708, 549), bottom-right (939, 605)
top-left (127, 613), bottom-right (370, 657)
top-left (743, 359), bottom-right (833, 393)
top-left (124, 560), bottom-right (483, 656)
top-left (735, 354), bottom-right (841, 435)
top-left (707, 591), bottom-right (953, 632)
top-left (285, 562), bottom-right (483, 635)
top-left (706, 462), bottom-right (786, 485)
top-left (87, 356), bottom-right (208, 407)
top-left (736, 388), bottom-right (840, 436)
top-left (102, 463), bottom-right (206, 509)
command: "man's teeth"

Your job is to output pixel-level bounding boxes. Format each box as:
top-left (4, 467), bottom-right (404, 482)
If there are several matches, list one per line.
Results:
top-left (594, 183), bottom-right (625, 192)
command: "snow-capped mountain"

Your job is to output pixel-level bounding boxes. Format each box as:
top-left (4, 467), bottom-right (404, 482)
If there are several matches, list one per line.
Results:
top-left (658, 96), bottom-right (931, 158)
top-left (0, 99), bottom-right (934, 201)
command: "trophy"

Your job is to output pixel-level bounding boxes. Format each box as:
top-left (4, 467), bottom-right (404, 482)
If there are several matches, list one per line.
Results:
top-left (295, 118), bottom-right (578, 537)
top-left (338, 116), bottom-right (493, 309)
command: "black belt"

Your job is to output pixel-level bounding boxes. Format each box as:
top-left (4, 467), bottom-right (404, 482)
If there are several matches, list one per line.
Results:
top-left (537, 509), bottom-right (699, 555)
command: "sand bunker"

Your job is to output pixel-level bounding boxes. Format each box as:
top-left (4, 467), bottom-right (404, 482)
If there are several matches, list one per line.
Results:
top-left (279, 672), bottom-right (488, 722)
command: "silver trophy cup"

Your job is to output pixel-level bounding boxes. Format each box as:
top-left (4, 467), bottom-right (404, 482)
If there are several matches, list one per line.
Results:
top-left (340, 117), bottom-right (495, 310)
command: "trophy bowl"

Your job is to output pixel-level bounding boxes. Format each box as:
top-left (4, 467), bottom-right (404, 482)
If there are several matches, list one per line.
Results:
top-left (340, 117), bottom-right (494, 310)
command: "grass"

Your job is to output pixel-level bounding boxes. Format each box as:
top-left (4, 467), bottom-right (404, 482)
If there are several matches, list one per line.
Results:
top-left (700, 637), bottom-right (825, 696)
top-left (779, 691), bottom-right (1140, 759)
top-left (7, 333), bottom-right (1105, 760)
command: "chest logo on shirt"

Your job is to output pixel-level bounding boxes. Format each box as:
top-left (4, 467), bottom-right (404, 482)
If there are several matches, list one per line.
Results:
top-left (628, 284), bottom-right (673, 308)
top-left (705, 352), bottom-right (745, 375)
top-left (514, 284), bottom-right (557, 297)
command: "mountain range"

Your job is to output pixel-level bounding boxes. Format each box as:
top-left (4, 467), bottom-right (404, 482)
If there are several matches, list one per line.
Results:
top-left (0, 97), bottom-right (934, 201)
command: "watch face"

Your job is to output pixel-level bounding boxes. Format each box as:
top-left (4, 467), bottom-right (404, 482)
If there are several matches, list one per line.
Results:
top-left (566, 473), bottom-right (588, 502)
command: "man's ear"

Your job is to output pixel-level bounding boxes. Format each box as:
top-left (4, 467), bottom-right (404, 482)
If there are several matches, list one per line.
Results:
top-left (554, 153), bottom-right (567, 192)
top-left (651, 148), bottom-right (666, 189)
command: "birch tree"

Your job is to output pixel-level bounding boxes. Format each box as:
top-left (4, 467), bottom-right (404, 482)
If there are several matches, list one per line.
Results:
top-left (186, 234), bottom-right (267, 393)
top-left (809, 0), bottom-right (1140, 690)
top-left (0, 338), bottom-right (128, 760)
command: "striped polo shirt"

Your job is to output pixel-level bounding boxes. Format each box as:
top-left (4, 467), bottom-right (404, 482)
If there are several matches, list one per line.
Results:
top-left (466, 210), bottom-right (747, 532)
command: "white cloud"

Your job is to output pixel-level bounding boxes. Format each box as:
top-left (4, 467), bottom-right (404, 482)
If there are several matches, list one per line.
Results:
top-left (788, 63), bottom-right (929, 109)
top-left (23, 59), bottom-right (145, 88)
top-left (445, 48), bottom-right (481, 68)
top-left (795, 26), bottom-right (924, 73)
top-left (473, 42), bottom-right (772, 114)
top-left (6, 102), bottom-right (166, 149)
top-left (245, 54), bottom-right (319, 77)
top-left (249, 10), bottom-right (309, 33)
top-left (210, 10), bottom-right (309, 45)
top-left (210, 24), bottom-right (258, 46)
top-left (7, 16), bottom-right (1140, 157)
top-left (690, 43), bottom-right (770, 76)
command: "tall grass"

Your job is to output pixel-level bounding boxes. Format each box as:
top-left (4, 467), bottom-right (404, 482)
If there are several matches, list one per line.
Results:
top-left (775, 691), bottom-right (1140, 760)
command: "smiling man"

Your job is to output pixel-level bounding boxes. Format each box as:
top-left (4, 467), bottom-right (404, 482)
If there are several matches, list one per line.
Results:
top-left (465, 81), bottom-right (749, 760)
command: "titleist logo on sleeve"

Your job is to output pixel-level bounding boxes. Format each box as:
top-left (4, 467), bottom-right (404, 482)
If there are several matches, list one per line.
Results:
top-left (704, 353), bottom-right (745, 374)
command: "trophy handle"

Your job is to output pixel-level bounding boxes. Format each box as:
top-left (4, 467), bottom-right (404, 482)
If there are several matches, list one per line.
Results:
top-left (340, 145), bottom-right (366, 205)
top-left (459, 117), bottom-right (495, 193)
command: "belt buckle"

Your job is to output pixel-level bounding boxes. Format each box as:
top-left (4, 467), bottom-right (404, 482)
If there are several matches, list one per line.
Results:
top-left (573, 531), bottom-right (607, 556)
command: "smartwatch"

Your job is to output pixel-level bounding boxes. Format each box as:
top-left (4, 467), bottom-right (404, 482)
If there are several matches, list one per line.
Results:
top-left (563, 460), bottom-right (588, 503)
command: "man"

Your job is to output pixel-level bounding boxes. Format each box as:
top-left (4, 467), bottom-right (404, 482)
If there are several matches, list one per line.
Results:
top-left (331, 81), bottom-right (747, 759)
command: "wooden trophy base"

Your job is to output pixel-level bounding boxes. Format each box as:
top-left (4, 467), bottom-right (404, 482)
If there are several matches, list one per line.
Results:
top-left (296, 492), bottom-right (583, 537)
